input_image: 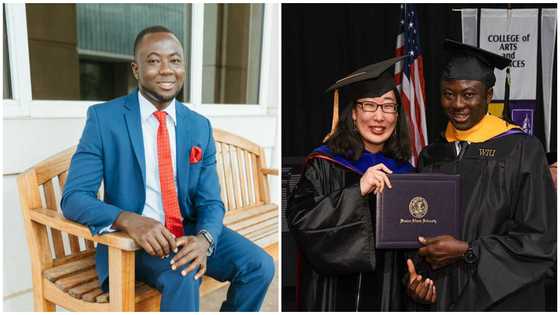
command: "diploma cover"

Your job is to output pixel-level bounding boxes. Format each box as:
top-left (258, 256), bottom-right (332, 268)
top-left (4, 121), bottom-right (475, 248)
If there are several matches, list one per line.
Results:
top-left (375, 174), bottom-right (462, 249)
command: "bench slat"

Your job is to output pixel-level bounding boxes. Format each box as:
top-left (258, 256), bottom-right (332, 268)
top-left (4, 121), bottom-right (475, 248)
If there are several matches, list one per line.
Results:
top-left (135, 282), bottom-right (160, 303)
top-left (213, 129), bottom-right (262, 155)
top-left (44, 255), bottom-right (96, 281)
top-left (251, 154), bottom-right (262, 203)
top-left (230, 146), bottom-right (243, 209)
top-left (44, 180), bottom-right (67, 259)
top-left (52, 248), bottom-right (95, 267)
top-left (237, 148), bottom-right (249, 207)
top-left (228, 211), bottom-right (277, 232)
top-left (68, 279), bottom-right (100, 299)
top-left (68, 235), bottom-right (82, 255)
top-left (33, 147), bottom-right (75, 185)
top-left (54, 268), bottom-right (98, 292)
top-left (224, 144), bottom-right (237, 210)
top-left (82, 288), bottom-right (106, 303)
top-left (244, 223), bottom-right (278, 242)
top-left (237, 216), bottom-right (277, 236)
top-left (92, 281), bottom-right (159, 304)
top-left (216, 142), bottom-right (228, 210)
top-left (223, 204), bottom-right (276, 225)
top-left (85, 240), bottom-right (95, 249)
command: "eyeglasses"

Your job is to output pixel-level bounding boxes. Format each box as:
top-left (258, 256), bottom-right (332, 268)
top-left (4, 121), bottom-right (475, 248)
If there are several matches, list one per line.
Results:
top-left (356, 101), bottom-right (398, 114)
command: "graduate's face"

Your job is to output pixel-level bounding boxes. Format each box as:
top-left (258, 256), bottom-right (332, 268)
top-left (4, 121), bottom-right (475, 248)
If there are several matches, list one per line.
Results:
top-left (441, 80), bottom-right (493, 130)
top-left (352, 90), bottom-right (398, 152)
top-left (132, 32), bottom-right (185, 110)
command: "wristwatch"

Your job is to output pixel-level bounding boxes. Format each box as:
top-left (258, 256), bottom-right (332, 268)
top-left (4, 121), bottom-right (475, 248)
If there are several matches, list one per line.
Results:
top-left (463, 243), bottom-right (478, 264)
top-left (198, 230), bottom-right (215, 256)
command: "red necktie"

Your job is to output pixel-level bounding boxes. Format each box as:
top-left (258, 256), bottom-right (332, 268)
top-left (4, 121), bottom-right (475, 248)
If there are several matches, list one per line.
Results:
top-left (153, 111), bottom-right (184, 237)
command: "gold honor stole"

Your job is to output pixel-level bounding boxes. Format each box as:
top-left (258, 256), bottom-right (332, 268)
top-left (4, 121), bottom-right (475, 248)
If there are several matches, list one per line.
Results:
top-left (445, 114), bottom-right (521, 143)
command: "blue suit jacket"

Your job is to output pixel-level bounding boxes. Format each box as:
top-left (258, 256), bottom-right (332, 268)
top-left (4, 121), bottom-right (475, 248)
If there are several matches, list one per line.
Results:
top-left (61, 90), bottom-right (225, 286)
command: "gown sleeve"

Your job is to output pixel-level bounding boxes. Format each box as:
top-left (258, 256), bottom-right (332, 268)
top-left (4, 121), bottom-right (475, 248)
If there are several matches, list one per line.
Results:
top-left (454, 136), bottom-right (557, 310)
top-left (287, 157), bottom-right (377, 275)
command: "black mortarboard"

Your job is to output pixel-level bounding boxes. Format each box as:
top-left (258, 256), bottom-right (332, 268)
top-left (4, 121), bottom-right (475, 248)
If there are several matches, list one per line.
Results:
top-left (323, 56), bottom-right (405, 140)
top-left (442, 39), bottom-right (511, 88)
top-left (327, 55), bottom-right (405, 100)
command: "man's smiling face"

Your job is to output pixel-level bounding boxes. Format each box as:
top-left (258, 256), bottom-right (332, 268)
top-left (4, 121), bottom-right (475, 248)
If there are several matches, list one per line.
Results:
top-left (132, 32), bottom-right (186, 109)
top-left (440, 79), bottom-right (493, 130)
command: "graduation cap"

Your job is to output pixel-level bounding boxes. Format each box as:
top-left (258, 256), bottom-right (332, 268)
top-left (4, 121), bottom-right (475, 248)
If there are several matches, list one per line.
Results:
top-left (323, 56), bottom-right (405, 141)
top-left (442, 39), bottom-right (513, 118)
top-left (442, 39), bottom-right (511, 87)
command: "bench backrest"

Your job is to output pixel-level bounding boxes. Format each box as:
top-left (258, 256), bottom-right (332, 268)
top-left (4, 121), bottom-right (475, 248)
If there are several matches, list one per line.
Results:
top-left (18, 146), bottom-right (90, 266)
top-left (17, 128), bottom-right (271, 263)
top-left (213, 129), bottom-right (270, 211)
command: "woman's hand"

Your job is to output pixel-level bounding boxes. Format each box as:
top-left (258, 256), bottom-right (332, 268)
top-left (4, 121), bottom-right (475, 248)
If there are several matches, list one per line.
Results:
top-left (406, 259), bottom-right (437, 304)
top-left (360, 163), bottom-right (393, 195)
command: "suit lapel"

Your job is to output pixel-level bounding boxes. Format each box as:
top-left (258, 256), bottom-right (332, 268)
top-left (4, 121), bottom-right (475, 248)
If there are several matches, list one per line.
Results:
top-left (123, 91), bottom-right (146, 186)
top-left (175, 100), bottom-right (191, 204)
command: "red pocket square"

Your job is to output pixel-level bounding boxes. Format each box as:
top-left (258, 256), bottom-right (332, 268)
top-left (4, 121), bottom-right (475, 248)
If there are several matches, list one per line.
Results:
top-left (190, 146), bottom-right (203, 164)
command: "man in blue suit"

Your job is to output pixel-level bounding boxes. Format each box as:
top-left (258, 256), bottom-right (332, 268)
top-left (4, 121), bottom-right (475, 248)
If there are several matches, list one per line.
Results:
top-left (61, 25), bottom-right (274, 311)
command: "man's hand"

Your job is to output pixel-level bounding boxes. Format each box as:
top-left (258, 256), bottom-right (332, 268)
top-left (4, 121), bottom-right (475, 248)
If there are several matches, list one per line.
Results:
top-left (112, 211), bottom-right (177, 257)
top-left (170, 235), bottom-right (210, 280)
top-left (417, 235), bottom-right (468, 269)
top-left (406, 259), bottom-right (436, 304)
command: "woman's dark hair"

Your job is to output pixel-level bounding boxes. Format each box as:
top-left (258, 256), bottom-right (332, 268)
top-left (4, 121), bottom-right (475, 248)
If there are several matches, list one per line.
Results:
top-left (326, 88), bottom-right (411, 162)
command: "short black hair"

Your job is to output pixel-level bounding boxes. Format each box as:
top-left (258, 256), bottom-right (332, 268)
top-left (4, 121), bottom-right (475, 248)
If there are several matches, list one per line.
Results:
top-left (133, 25), bottom-right (178, 58)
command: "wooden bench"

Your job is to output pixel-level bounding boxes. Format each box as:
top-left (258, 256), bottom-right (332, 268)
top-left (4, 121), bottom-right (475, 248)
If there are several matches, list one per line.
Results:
top-left (17, 128), bottom-right (279, 311)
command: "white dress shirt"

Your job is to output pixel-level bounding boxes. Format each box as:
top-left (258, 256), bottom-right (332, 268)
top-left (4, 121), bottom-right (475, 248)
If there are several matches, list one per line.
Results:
top-left (454, 141), bottom-right (470, 156)
top-left (100, 91), bottom-right (177, 233)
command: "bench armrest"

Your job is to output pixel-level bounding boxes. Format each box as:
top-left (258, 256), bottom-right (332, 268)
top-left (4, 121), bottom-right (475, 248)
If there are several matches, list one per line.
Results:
top-left (261, 168), bottom-right (279, 176)
top-left (29, 208), bottom-right (139, 251)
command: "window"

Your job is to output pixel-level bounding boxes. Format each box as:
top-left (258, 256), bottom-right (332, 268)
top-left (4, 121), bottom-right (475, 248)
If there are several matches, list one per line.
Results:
top-left (3, 3), bottom-right (274, 117)
top-left (3, 5), bottom-right (12, 99)
top-left (202, 4), bottom-right (264, 104)
top-left (25, 3), bottom-right (191, 101)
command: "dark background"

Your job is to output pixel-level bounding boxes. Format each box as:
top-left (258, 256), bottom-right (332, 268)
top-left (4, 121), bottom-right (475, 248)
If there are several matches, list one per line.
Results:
top-left (281, 3), bottom-right (557, 311)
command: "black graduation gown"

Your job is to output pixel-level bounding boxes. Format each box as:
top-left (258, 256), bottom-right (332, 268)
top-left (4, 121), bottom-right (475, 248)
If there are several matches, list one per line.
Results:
top-left (417, 133), bottom-right (557, 311)
top-left (287, 157), bottom-right (408, 311)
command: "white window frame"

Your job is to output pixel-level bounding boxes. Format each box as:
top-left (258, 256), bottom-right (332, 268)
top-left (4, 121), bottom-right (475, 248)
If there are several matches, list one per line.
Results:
top-left (3, 3), bottom-right (272, 119)
top-left (3, 4), bottom-right (32, 117)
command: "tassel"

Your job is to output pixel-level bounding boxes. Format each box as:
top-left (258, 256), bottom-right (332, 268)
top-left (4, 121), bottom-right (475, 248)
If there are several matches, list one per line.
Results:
top-left (503, 66), bottom-right (511, 120)
top-left (323, 89), bottom-right (340, 142)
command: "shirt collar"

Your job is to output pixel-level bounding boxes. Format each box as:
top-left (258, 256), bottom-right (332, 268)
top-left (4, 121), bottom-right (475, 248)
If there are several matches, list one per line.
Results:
top-left (138, 90), bottom-right (177, 126)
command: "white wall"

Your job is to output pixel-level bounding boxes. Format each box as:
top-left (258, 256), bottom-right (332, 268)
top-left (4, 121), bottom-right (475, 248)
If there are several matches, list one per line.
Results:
top-left (2, 3), bottom-right (280, 310)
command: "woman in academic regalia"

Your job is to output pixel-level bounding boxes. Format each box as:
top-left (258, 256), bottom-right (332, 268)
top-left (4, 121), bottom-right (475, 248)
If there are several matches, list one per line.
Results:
top-left (287, 57), bottom-right (435, 311)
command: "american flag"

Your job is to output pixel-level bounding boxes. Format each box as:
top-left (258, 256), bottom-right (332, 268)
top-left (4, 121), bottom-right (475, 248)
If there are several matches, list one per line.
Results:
top-left (395, 4), bottom-right (428, 166)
